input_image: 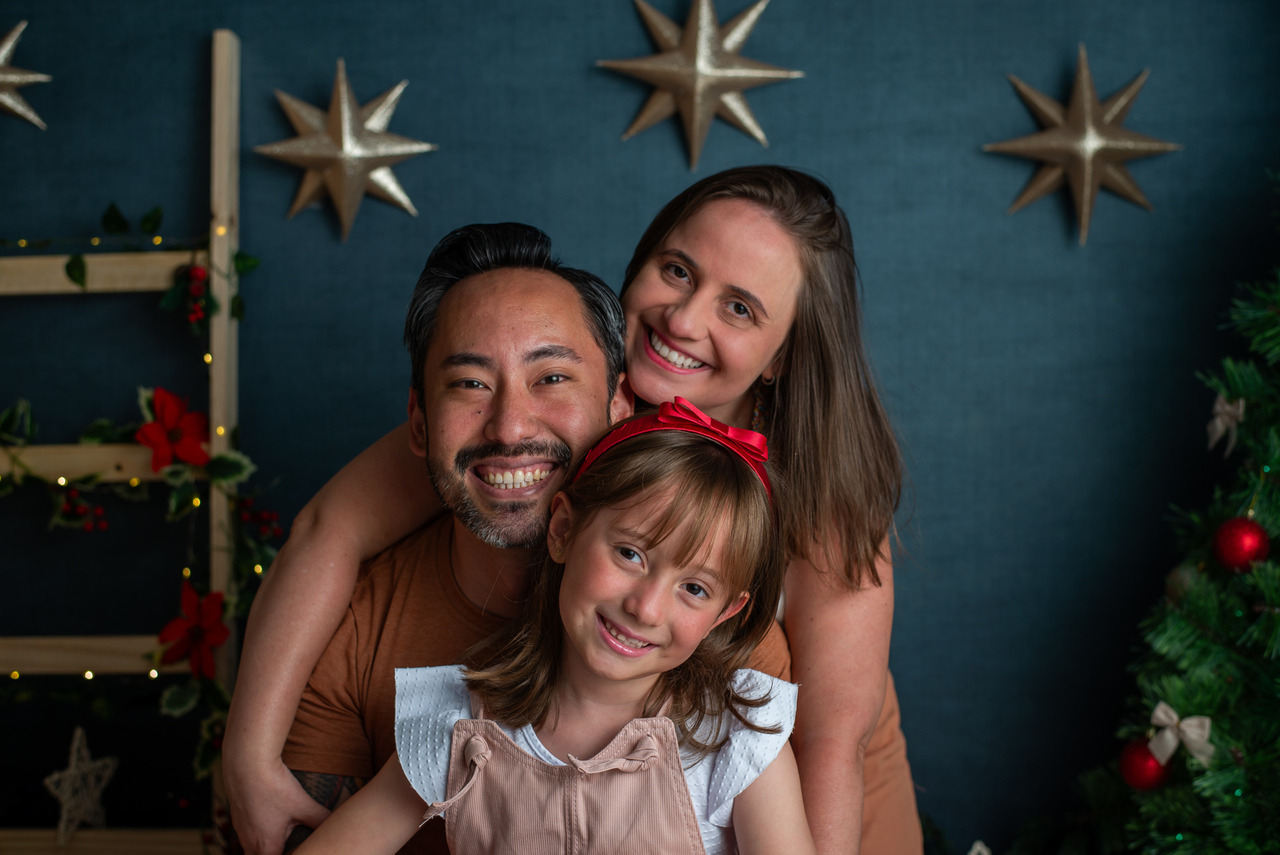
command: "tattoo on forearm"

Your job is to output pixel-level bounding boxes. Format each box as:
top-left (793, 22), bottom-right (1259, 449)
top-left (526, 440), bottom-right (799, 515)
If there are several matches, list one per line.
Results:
top-left (283, 770), bottom-right (366, 852)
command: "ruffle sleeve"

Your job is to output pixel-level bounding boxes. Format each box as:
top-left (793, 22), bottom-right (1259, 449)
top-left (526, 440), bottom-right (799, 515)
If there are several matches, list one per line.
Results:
top-left (393, 665), bottom-right (472, 804)
top-left (705, 668), bottom-right (798, 828)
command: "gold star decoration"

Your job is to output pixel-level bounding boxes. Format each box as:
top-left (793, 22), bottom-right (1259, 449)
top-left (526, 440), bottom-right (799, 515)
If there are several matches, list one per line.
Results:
top-left (0, 20), bottom-right (51, 130)
top-left (254, 59), bottom-right (437, 241)
top-left (598, 0), bottom-right (803, 170)
top-left (42, 727), bottom-right (118, 845)
top-left (983, 44), bottom-right (1181, 246)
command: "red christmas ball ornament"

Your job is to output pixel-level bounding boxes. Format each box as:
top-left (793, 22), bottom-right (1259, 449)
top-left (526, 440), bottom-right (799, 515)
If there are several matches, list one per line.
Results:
top-left (1213, 517), bottom-right (1270, 571)
top-left (1119, 739), bottom-right (1168, 790)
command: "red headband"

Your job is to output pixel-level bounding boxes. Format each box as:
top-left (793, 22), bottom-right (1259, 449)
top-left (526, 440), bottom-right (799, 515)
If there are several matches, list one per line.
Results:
top-left (574, 397), bottom-right (772, 500)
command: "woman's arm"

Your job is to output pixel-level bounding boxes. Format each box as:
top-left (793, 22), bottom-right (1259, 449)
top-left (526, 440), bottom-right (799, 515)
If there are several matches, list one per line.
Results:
top-left (732, 742), bottom-right (816, 855)
top-left (294, 752), bottom-right (427, 855)
top-left (785, 541), bottom-right (894, 855)
top-left (223, 420), bottom-right (442, 855)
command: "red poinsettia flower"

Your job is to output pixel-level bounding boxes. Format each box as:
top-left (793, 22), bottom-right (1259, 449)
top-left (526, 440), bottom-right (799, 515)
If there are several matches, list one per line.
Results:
top-left (158, 581), bottom-right (230, 679)
top-left (135, 387), bottom-right (210, 472)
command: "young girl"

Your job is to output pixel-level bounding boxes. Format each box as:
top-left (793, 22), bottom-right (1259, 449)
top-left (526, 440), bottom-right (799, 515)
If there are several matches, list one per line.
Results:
top-left (227, 166), bottom-right (918, 855)
top-left (295, 400), bottom-right (813, 855)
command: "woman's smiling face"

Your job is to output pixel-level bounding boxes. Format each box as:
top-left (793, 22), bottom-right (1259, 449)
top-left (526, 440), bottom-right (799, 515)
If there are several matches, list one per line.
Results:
top-left (622, 198), bottom-right (803, 427)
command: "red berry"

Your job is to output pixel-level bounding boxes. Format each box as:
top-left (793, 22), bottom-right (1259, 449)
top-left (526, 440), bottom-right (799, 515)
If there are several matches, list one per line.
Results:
top-left (188, 282), bottom-right (206, 297)
top-left (93, 506), bottom-right (105, 517)
top-left (96, 520), bottom-right (108, 531)
top-left (240, 510), bottom-right (252, 522)
top-left (188, 266), bottom-right (208, 283)
top-left (83, 521), bottom-right (94, 532)
top-left (67, 488), bottom-right (79, 499)
top-left (259, 525), bottom-right (271, 538)
top-left (241, 497), bottom-right (255, 509)
top-left (75, 505), bottom-right (88, 516)
top-left (272, 525), bottom-right (283, 537)
top-left (61, 502), bottom-right (72, 513)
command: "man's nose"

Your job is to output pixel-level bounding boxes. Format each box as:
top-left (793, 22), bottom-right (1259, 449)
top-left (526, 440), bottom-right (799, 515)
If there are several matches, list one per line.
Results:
top-left (483, 384), bottom-right (539, 447)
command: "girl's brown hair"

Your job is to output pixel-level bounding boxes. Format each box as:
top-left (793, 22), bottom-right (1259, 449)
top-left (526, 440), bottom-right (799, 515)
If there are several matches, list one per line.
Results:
top-left (465, 427), bottom-right (785, 754)
top-left (623, 165), bottom-right (902, 589)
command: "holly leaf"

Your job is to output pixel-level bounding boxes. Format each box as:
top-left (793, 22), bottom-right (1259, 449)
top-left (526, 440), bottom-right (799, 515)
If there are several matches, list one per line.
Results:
top-left (79, 418), bottom-right (134, 445)
top-left (160, 680), bottom-right (201, 718)
top-left (159, 278), bottom-right (186, 312)
top-left (233, 251), bottom-right (259, 276)
top-left (230, 294), bottom-right (245, 320)
top-left (205, 450), bottom-right (257, 486)
top-left (140, 206), bottom-right (163, 235)
top-left (0, 399), bottom-right (35, 444)
top-left (137, 386), bottom-right (155, 423)
top-left (167, 479), bottom-right (200, 520)
top-left (101, 203), bottom-right (129, 235)
top-left (65, 254), bottom-right (87, 289)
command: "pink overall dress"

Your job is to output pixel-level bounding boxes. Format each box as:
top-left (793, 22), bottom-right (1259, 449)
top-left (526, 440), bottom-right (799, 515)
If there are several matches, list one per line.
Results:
top-left (421, 713), bottom-right (707, 855)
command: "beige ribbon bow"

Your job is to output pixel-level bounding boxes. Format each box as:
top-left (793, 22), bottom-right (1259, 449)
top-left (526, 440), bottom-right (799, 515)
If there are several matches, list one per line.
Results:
top-left (1207, 394), bottom-right (1246, 457)
top-left (1148, 701), bottom-right (1214, 767)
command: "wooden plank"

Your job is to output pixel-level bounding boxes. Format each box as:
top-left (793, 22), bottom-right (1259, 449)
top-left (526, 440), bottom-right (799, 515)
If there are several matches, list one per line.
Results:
top-left (0, 636), bottom-right (185, 676)
top-left (3, 444), bottom-right (160, 484)
top-left (0, 829), bottom-right (205, 854)
top-left (209, 29), bottom-right (241, 685)
top-left (0, 251), bottom-right (202, 296)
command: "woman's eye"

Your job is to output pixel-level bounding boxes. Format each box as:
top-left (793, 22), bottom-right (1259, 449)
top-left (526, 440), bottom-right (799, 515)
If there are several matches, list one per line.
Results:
top-left (665, 262), bottom-right (691, 282)
top-left (728, 301), bottom-right (751, 318)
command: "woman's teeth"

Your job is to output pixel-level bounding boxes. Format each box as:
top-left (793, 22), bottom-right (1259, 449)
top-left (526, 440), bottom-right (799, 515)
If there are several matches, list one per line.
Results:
top-left (483, 468), bottom-right (548, 490)
top-left (650, 331), bottom-right (704, 369)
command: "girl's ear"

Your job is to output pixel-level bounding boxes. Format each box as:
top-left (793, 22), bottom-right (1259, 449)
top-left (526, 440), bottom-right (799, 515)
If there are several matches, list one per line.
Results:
top-left (547, 492), bottom-right (574, 562)
top-left (711, 592), bottom-right (750, 630)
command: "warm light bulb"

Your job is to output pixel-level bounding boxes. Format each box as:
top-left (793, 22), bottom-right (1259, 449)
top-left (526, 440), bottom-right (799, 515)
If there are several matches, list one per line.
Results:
top-left (182, 566), bottom-right (192, 578)
top-left (254, 564), bottom-right (264, 575)
top-left (84, 670), bottom-right (94, 680)
top-left (129, 477), bottom-right (140, 487)
top-left (9, 671), bottom-right (18, 680)
top-left (90, 236), bottom-right (101, 246)
top-left (17, 239), bottom-right (28, 247)
top-left (57, 476), bottom-right (67, 486)
top-left (152, 235), bottom-right (163, 246)
top-left (203, 353), bottom-right (213, 365)
top-left (216, 426), bottom-right (226, 436)
top-left (192, 497), bottom-right (201, 508)
top-left (149, 669), bottom-right (159, 679)
top-left (215, 225), bottom-right (228, 236)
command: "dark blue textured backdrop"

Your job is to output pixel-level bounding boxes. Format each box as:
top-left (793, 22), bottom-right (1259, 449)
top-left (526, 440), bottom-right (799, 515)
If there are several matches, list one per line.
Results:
top-left (2, 0), bottom-right (1278, 847)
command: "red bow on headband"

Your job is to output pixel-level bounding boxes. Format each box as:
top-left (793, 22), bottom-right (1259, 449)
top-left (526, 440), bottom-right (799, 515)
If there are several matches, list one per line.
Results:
top-left (574, 397), bottom-right (772, 499)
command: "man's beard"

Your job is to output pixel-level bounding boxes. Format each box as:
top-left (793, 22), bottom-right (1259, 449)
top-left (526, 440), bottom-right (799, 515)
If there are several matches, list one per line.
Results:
top-left (427, 439), bottom-right (573, 549)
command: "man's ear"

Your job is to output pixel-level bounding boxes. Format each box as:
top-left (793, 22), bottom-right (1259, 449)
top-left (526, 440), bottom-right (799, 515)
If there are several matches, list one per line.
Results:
top-left (546, 492), bottom-right (574, 562)
top-left (407, 388), bottom-right (427, 459)
top-left (712, 592), bottom-right (750, 630)
top-left (611, 372), bottom-right (635, 424)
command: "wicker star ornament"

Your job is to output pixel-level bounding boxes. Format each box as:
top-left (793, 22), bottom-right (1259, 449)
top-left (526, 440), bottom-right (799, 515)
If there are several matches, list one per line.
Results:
top-left (984, 44), bottom-right (1181, 246)
top-left (42, 728), bottom-right (118, 845)
top-left (0, 20), bottom-right (51, 129)
top-left (599, 0), bottom-right (803, 170)
top-left (255, 59), bottom-right (437, 241)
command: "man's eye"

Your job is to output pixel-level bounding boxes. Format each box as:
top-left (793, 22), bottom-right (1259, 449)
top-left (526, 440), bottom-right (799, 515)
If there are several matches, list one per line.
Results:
top-left (454, 379), bottom-right (486, 390)
top-left (540, 373), bottom-right (568, 385)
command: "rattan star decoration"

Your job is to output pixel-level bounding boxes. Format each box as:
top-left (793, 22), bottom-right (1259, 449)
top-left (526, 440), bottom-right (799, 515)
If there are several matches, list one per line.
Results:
top-left (598, 0), bottom-right (803, 170)
top-left (0, 20), bottom-right (51, 130)
top-left (42, 727), bottom-right (118, 845)
top-left (984, 44), bottom-right (1181, 246)
top-left (255, 59), bottom-right (437, 241)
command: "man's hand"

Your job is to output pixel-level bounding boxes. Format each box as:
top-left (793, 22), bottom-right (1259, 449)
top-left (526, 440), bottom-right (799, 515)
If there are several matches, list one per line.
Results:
top-left (225, 757), bottom-right (332, 855)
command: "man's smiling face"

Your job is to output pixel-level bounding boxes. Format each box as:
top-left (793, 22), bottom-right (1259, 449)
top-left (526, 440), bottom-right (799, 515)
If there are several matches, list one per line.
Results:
top-left (411, 267), bottom-right (621, 549)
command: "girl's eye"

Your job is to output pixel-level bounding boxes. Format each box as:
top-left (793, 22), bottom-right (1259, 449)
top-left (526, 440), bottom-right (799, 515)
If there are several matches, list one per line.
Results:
top-left (617, 547), bottom-right (643, 565)
top-left (682, 582), bottom-right (709, 599)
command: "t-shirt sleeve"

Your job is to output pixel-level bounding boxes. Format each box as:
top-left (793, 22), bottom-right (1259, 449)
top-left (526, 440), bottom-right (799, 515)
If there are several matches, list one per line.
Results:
top-left (746, 618), bottom-right (791, 681)
top-left (282, 605), bottom-right (377, 778)
top-left (706, 669), bottom-right (799, 828)
top-left (394, 665), bottom-right (471, 805)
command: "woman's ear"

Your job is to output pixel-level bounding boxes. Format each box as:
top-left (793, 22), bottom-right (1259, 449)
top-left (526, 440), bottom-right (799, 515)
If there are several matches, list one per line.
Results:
top-left (407, 388), bottom-right (427, 458)
top-left (546, 492), bottom-right (574, 562)
top-left (712, 592), bottom-right (750, 630)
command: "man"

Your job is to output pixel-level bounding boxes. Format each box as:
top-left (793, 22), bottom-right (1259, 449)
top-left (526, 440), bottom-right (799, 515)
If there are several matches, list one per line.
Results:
top-left (280, 222), bottom-right (631, 852)
top-left (275, 223), bottom-right (789, 852)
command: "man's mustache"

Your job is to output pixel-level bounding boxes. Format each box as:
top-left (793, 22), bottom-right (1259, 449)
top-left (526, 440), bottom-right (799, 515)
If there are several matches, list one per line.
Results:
top-left (453, 440), bottom-right (573, 473)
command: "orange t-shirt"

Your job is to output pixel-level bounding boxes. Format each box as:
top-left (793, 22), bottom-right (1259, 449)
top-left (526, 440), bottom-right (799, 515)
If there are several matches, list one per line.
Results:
top-left (284, 515), bottom-right (791, 854)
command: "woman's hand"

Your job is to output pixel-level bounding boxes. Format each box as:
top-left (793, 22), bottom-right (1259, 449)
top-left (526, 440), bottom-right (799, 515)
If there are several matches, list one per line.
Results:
top-left (224, 755), bottom-right (330, 855)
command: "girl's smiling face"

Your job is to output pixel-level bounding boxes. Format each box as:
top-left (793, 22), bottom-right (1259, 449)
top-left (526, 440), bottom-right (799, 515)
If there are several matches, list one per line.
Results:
top-left (549, 489), bottom-right (748, 695)
top-left (622, 198), bottom-right (803, 427)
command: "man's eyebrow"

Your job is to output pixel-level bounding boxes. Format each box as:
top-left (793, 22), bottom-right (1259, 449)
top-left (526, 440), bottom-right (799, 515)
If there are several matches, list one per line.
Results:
top-left (662, 248), bottom-right (770, 320)
top-left (527, 345), bottom-right (583, 365)
top-left (442, 352), bottom-right (493, 369)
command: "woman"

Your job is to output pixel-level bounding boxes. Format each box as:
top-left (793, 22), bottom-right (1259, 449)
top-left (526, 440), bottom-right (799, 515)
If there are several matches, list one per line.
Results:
top-left (225, 165), bottom-right (920, 854)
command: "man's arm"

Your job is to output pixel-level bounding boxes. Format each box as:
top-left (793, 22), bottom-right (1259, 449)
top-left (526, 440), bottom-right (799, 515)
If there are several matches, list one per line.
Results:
top-left (282, 771), bottom-right (367, 851)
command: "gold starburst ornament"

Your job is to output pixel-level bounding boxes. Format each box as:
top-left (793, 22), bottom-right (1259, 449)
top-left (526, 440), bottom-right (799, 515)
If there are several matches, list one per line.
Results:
top-left (984, 44), bottom-right (1181, 246)
top-left (255, 59), bottom-right (437, 241)
top-left (0, 20), bottom-right (51, 129)
top-left (599, 0), bottom-right (803, 170)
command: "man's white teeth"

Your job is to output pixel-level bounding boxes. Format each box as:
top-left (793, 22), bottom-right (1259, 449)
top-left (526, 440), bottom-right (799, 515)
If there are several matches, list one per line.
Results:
top-left (650, 331), bottom-right (704, 369)
top-left (483, 468), bottom-right (549, 490)
top-left (607, 622), bottom-right (648, 649)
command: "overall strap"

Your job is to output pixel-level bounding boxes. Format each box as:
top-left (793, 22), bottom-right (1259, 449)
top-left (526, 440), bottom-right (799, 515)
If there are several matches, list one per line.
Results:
top-left (420, 733), bottom-right (491, 827)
